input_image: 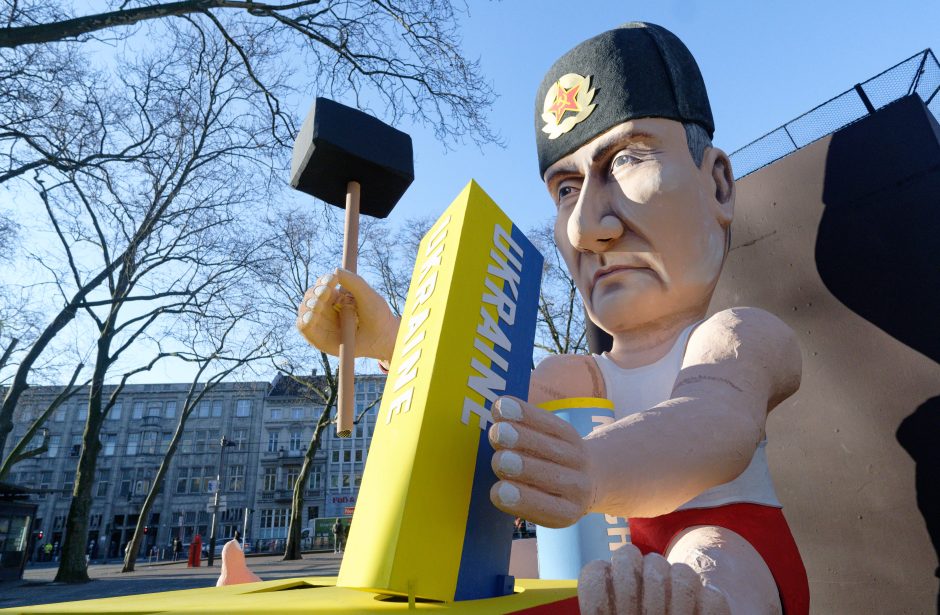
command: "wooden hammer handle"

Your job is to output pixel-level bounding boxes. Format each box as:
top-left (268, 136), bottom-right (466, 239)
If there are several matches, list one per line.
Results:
top-left (337, 180), bottom-right (360, 437)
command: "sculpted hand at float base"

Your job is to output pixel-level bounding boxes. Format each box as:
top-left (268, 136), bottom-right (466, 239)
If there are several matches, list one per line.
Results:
top-left (488, 396), bottom-right (595, 528)
top-left (296, 268), bottom-right (400, 362)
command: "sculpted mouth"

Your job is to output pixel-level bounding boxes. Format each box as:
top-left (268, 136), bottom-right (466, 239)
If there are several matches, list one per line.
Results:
top-left (592, 264), bottom-right (654, 287)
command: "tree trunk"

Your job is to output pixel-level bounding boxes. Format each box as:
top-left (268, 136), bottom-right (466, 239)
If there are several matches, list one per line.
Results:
top-left (122, 421), bottom-right (184, 573)
top-left (53, 366), bottom-right (108, 583)
top-left (54, 303), bottom-right (120, 582)
top-left (283, 398), bottom-right (333, 561)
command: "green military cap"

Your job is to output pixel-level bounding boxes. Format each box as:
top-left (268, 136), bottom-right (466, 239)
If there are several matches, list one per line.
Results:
top-left (535, 22), bottom-right (714, 177)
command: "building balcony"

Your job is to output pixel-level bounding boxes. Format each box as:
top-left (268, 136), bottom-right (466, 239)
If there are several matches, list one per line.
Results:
top-left (273, 490), bottom-right (294, 503)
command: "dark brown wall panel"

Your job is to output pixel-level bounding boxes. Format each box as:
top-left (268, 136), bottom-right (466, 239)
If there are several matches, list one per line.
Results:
top-left (710, 95), bottom-right (940, 614)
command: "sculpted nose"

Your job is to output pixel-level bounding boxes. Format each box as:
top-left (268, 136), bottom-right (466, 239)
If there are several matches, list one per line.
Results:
top-left (567, 183), bottom-right (624, 253)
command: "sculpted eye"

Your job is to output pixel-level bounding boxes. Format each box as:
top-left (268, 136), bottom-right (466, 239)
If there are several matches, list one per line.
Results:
top-left (556, 182), bottom-right (580, 203)
top-left (612, 152), bottom-right (641, 169)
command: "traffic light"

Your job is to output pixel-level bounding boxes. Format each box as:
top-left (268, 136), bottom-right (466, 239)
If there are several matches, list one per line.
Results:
top-left (143, 526), bottom-right (149, 534)
top-left (37, 530), bottom-right (43, 541)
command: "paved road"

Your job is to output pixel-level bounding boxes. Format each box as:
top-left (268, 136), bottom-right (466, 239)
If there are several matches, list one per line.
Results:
top-left (0, 552), bottom-right (344, 609)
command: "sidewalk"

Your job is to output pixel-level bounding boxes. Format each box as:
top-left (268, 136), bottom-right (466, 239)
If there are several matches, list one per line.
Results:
top-left (0, 552), bottom-right (344, 610)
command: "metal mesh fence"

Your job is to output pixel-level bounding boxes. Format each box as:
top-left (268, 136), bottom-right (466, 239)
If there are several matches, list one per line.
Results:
top-left (730, 49), bottom-right (940, 179)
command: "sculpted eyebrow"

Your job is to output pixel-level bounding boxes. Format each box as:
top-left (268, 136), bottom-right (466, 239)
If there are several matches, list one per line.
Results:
top-left (590, 130), bottom-right (657, 163)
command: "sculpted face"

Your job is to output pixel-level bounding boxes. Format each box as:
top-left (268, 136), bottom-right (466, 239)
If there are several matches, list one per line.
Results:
top-left (543, 117), bottom-right (734, 339)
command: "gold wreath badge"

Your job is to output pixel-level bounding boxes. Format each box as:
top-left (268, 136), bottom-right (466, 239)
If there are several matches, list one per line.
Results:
top-left (541, 73), bottom-right (597, 139)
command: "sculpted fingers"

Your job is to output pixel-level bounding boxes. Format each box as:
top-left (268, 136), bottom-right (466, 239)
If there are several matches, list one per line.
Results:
top-left (578, 559), bottom-right (615, 615)
top-left (491, 450), bottom-right (591, 503)
top-left (489, 480), bottom-right (581, 528)
top-left (610, 544), bottom-right (643, 613)
top-left (494, 397), bottom-right (582, 443)
top-left (488, 420), bottom-right (583, 469)
top-left (668, 562), bottom-right (698, 614)
top-left (641, 552), bottom-right (670, 615)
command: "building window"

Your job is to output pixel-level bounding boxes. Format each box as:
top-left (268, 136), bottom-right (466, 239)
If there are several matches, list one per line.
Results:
top-left (308, 468), bottom-right (321, 490)
top-left (54, 407), bottom-right (66, 422)
top-left (270, 408), bottom-right (283, 421)
top-left (194, 430), bottom-right (209, 453)
top-left (259, 508), bottom-right (289, 539)
top-left (110, 403), bottom-right (122, 421)
top-left (142, 431), bottom-right (158, 454)
top-left (180, 433), bottom-right (193, 454)
top-left (291, 407), bottom-right (304, 420)
top-left (235, 399), bottom-right (251, 417)
top-left (234, 429), bottom-right (247, 451)
top-left (189, 468), bottom-right (202, 494)
top-left (355, 450), bottom-right (363, 463)
top-left (164, 401), bottom-right (177, 418)
top-left (286, 466), bottom-right (300, 490)
top-left (76, 404), bottom-right (87, 421)
top-left (47, 435), bottom-right (61, 458)
top-left (62, 471), bottom-right (75, 493)
top-left (119, 470), bottom-right (133, 497)
top-left (263, 467), bottom-right (277, 491)
top-left (96, 469), bottom-right (110, 497)
top-left (211, 400), bottom-right (223, 418)
top-left (289, 430), bottom-right (302, 451)
top-left (69, 435), bottom-right (81, 457)
top-left (39, 472), bottom-right (52, 490)
top-left (343, 450), bottom-right (351, 463)
top-left (355, 422), bottom-right (364, 438)
top-left (341, 474), bottom-right (351, 488)
top-left (133, 402), bottom-right (144, 419)
top-left (266, 431), bottom-right (279, 453)
top-left (198, 401), bottom-right (210, 418)
top-left (331, 450), bottom-right (340, 463)
top-left (176, 468), bottom-right (189, 494)
top-left (354, 473), bottom-right (362, 487)
top-left (228, 465), bottom-right (244, 492)
top-left (202, 467), bottom-right (215, 493)
top-left (102, 434), bottom-right (116, 456)
top-left (126, 433), bottom-right (140, 456)
top-left (146, 403), bottom-right (161, 418)
top-left (330, 474), bottom-right (339, 489)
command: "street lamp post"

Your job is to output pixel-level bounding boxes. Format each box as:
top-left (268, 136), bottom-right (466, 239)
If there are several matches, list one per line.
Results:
top-left (208, 435), bottom-right (237, 566)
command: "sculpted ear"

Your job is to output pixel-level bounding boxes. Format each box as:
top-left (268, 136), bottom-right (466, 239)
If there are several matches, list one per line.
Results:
top-left (703, 146), bottom-right (735, 227)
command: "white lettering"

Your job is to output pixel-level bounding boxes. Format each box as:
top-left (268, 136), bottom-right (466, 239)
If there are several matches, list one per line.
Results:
top-left (461, 396), bottom-right (493, 430)
top-left (386, 387), bottom-right (415, 424)
top-left (477, 307), bottom-right (511, 353)
top-left (468, 358), bottom-right (507, 404)
top-left (493, 225), bottom-right (524, 271)
top-left (488, 249), bottom-right (520, 299)
top-left (482, 278), bottom-right (516, 325)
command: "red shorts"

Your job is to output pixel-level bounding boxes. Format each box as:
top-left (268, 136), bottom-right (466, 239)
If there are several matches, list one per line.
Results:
top-left (629, 503), bottom-right (809, 615)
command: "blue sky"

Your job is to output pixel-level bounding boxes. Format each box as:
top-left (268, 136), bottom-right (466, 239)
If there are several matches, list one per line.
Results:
top-left (379, 0), bottom-right (940, 235)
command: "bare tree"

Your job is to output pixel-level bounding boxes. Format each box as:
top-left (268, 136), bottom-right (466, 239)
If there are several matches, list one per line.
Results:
top-left (121, 311), bottom-right (278, 573)
top-left (529, 222), bottom-right (588, 358)
top-left (0, 362), bottom-right (86, 480)
top-left (0, 0), bottom-right (498, 151)
top-left (34, 27), bottom-right (285, 582)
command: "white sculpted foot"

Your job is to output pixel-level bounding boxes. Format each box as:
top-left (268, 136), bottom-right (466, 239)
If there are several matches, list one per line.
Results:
top-left (577, 544), bottom-right (731, 615)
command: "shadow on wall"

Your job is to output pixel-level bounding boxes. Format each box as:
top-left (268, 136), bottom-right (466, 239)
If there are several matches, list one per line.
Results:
top-left (817, 94), bottom-right (940, 613)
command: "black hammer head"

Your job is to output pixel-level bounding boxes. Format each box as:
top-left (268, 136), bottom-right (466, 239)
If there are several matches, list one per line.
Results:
top-left (290, 97), bottom-right (415, 218)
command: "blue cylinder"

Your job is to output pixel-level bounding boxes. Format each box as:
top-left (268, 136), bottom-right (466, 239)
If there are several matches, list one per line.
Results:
top-left (535, 397), bottom-right (630, 580)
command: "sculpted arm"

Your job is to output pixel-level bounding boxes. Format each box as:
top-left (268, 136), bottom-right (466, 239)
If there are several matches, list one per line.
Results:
top-left (586, 307), bottom-right (802, 518)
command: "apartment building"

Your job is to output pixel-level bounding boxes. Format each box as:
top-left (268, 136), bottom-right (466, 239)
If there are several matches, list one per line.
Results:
top-left (252, 373), bottom-right (384, 549)
top-left (3, 372), bottom-right (386, 559)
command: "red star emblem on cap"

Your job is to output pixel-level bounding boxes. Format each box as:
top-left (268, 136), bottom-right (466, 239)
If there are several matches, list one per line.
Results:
top-left (548, 82), bottom-right (582, 123)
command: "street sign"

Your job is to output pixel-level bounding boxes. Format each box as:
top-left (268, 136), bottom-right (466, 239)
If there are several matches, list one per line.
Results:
top-left (207, 480), bottom-right (218, 493)
top-left (206, 496), bottom-right (227, 511)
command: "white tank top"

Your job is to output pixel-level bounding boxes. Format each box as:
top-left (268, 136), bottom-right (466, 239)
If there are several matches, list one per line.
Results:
top-left (592, 324), bottom-right (781, 510)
